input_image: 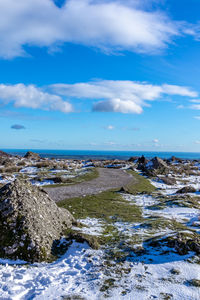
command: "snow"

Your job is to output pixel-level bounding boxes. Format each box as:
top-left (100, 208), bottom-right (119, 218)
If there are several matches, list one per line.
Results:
top-left (0, 175), bottom-right (16, 185)
top-left (31, 180), bottom-right (55, 186)
top-left (20, 167), bottom-right (38, 174)
top-left (1, 242), bottom-right (200, 299)
top-left (0, 242), bottom-right (104, 300)
top-left (72, 217), bottom-right (104, 236)
top-left (146, 206), bottom-right (200, 223)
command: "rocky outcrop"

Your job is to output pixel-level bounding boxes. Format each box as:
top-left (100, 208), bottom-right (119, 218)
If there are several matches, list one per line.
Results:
top-left (177, 186), bottom-right (196, 194)
top-left (148, 157), bottom-right (168, 170)
top-left (167, 156), bottom-right (182, 163)
top-left (137, 156), bottom-right (168, 177)
top-left (0, 179), bottom-right (75, 262)
top-left (24, 151), bottom-right (40, 160)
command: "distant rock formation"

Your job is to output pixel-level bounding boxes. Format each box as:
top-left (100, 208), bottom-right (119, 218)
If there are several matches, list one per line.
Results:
top-left (167, 156), bottom-right (182, 163)
top-left (147, 157), bottom-right (168, 170)
top-left (177, 186), bottom-right (196, 194)
top-left (137, 156), bottom-right (168, 176)
top-left (128, 156), bottom-right (139, 162)
top-left (24, 151), bottom-right (40, 160)
top-left (0, 150), bottom-right (11, 157)
top-left (0, 179), bottom-right (75, 262)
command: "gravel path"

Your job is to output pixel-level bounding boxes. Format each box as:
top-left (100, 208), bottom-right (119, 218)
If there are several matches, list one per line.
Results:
top-left (44, 168), bottom-right (137, 202)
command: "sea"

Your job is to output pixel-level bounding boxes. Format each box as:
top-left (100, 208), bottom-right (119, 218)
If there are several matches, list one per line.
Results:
top-left (2, 149), bottom-right (200, 160)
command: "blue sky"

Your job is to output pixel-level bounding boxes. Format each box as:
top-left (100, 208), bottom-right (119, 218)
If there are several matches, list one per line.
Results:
top-left (1, 0), bottom-right (200, 151)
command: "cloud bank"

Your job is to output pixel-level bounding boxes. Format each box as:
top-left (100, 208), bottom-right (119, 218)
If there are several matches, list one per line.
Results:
top-left (0, 0), bottom-right (199, 58)
top-left (0, 80), bottom-right (197, 114)
top-left (51, 80), bottom-right (197, 114)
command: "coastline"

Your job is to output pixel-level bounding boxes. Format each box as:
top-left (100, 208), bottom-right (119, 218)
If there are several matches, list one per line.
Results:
top-left (2, 148), bottom-right (200, 160)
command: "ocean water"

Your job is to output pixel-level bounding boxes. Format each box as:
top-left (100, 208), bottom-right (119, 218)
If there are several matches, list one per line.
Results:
top-left (2, 149), bottom-right (200, 160)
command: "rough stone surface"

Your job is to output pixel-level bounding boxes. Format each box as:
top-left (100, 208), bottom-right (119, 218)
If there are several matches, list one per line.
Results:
top-left (0, 179), bottom-right (75, 262)
top-left (167, 232), bottom-right (200, 255)
top-left (24, 151), bottom-right (40, 160)
top-left (148, 232), bottom-right (200, 255)
top-left (177, 186), bottom-right (196, 194)
top-left (168, 156), bottom-right (182, 163)
top-left (149, 157), bottom-right (168, 170)
top-left (161, 176), bottom-right (177, 185)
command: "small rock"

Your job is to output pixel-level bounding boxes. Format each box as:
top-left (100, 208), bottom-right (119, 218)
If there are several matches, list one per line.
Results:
top-left (177, 186), bottom-right (196, 194)
top-left (161, 177), bottom-right (176, 185)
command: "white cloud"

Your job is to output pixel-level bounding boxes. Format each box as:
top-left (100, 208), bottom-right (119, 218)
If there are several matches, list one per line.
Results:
top-left (105, 125), bottom-right (115, 130)
top-left (0, 84), bottom-right (73, 113)
top-left (104, 141), bottom-right (117, 146)
top-left (153, 139), bottom-right (159, 143)
top-left (190, 99), bottom-right (200, 103)
top-left (194, 116), bottom-right (200, 120)
top-left (51, 80), bottom-right (197, 114)
top-left (195, 140), bottom-right (200, 144)
top-left (94, 98), bottom-right (143, 114)
top-left (190, 104), bottom-right (200, 110)
top-left (177, 104), bottom-right (185, 109)
top-left (162, 84), bottom-right (197, 97)
top-left (0, 0), bottom-right (198, 59)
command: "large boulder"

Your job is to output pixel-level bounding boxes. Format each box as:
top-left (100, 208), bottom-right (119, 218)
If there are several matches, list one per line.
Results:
top-left (24, 151), bottom-right (40, 160)
top-left (0, 179), bottom-right (75, 262)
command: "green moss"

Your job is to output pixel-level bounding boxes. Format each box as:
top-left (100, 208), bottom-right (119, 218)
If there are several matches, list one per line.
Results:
top-left (125, 170), bottom-right (156, 194)
top-left (144, 216), bottom-right (189, 232)
top-left (44, 168), bottom-right (99, 188)
top-left (40, 247), bottom-right (48, 261)
top-left (58, 190), bottom-right (143, 223)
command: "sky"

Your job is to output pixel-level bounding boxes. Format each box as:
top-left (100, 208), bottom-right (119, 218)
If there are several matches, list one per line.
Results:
top-left (1, 0), bottom-right (200, 152)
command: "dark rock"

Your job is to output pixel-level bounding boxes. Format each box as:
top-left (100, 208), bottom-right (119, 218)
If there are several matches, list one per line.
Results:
top-left (149, 157), bottom-right (168, 170)
top-left (147, 232), bottom-right (200, 256)
top-left (24, 151), bottom-right (40, 160)
top-left (138, 155), bottom-right (147, 165)
top-left (166, 232), bottom-right (200, 255)
top-left (0, 179), bottom-right (75, 262)
top-left (128, 156), bottom-right (139, 162)
top-left (137, 155), bottom-right (149, 172)
top-left (177, 186), bottom-right (196, 194)
top-left (168, 156), bottom-right (182, 163)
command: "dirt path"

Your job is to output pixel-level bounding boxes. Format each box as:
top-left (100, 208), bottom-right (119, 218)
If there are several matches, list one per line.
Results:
top-left (44, 168), bottom-right (136, 202)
